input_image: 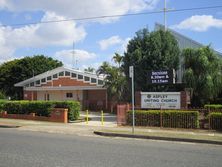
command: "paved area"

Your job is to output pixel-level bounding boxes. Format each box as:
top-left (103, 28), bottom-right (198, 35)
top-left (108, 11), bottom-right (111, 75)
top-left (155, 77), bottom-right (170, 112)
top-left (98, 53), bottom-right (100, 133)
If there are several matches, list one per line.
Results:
top-left (1, 111), bottom-right (222, 144)
top-left (0, 111), bottom-right (117, 136)
top-left (1, 128), bottom-right (222, 167)
top-left (76, 111), bottom-right (117, 127)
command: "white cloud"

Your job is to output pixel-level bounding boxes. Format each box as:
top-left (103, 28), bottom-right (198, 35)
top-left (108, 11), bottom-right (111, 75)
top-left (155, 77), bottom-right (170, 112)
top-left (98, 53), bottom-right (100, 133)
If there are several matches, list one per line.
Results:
top-left (172, 15), bottom-right (222, 32)
top-left (81, 62), bottom-right (102, 71)
top-left (0, 0), bottom-right (8, 9)
top-left (0, 12), bottom-right (86, 62)
top-left (121, 37), bottom-right (131, 52)
top-left (54, 49), bottom-right (97, 68)
top-left (98, 35), bottom-right (131, 52)
top-left (3, 0), bottom-right (159, 23)
top-left (99, 36), bottom-right (123, 50)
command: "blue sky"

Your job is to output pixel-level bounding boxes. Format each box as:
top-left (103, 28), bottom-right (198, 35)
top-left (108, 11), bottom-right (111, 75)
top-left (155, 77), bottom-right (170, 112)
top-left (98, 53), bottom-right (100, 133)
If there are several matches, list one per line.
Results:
top-left (0, 0), bottom-right (221, 70)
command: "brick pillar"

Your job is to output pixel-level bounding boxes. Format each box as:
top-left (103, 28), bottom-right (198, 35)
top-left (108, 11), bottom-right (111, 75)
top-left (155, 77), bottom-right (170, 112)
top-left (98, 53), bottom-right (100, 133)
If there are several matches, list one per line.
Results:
top-left (50, 108), bottom-right (68, 123)
top-left (180, 91), bottom-right (188, 109)
top-left (135, 91), bottom-right (141, 109)
top-left (117, 104), bottom-right (130, 125)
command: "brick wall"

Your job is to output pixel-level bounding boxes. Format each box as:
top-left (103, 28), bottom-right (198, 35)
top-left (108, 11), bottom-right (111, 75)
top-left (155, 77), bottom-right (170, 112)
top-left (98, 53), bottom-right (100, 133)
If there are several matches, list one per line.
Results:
top-left (82, 90), bottom-right (107, 111)
top-left (0, 108), bottom-right (68, 123)
top-left (41, 77), bottom-right (94, 87)
top-left (24, 91), bottom-right (37, 100)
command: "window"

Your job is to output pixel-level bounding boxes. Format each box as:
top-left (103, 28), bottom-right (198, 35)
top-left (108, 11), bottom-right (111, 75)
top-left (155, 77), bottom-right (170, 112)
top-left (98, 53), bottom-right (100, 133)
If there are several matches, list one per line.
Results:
top-left (78, 74), bottom-right (83, 80)
top-left (71, 73), bottom-right (76, 78)
top-left (35, 80), bottom-right (40, 85)
top-left (66, 93), bottom-right (73, 98)
top-left (47, 76), bottom-right (52, 81)
top-left (84, 76), bottom-right (90, 82)
top-left (53, 74), bottom-right (58, 79)
top-left (91, 78), bottom-right (97, 83)
top-left (65, 71), bottom-right (70, 76)
top-left (41, 78), bottom-right (46, 83)
top-left (30, 82), bottom-right (34, 86)
top-left (25, 84), bottom-right (29, 87)
top-left (59, 71), bottom-right (64, 76)
top-left (98, 80), bottom-right (104, 85)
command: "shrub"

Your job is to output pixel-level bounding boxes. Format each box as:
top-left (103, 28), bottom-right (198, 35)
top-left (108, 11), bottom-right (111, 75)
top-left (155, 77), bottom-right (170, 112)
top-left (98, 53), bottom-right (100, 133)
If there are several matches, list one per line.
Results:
top-left (2, 101), bottom-right (53, 117)
top-left (0, 101), bottom-right (80, 120)
top-left (209, 112), bottom-right (222, 130)
top-left (0, 91), bottom-right (6, 99)
top-left (0, 100), bottom-right (7, 112)
top-left (127, 110), bottom-right (199, 129)
top-left (204, 104), bottom-right (222, 110)
top-left (53, 101), bottom-right (80, 121)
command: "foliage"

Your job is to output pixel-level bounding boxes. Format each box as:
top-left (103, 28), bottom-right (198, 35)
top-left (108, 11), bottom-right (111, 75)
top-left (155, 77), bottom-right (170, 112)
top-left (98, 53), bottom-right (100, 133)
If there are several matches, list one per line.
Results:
top-left (97, 61), bottom-right (129, 102)
top-left (208, 112), bottom-right (222, 130)
top-left (0, 90), bottom-right (6, 99)
top-left (122, 29), bottom-right (180, 91)
top-left (112, 53), bottom-right (123, 68)
top-left (127, 110), bottom-right (199, 129)
top-left (84, 67), bottom-right (95, 73)
top-left (0, 55), bottom-right (62, 99)
top-left (182, 47), bottom-right (222, 106)
top-left (1, 101), bottom-right (53, 116)
top-left (204, 104), bottom-right (222, 110)
top-left (53, 101), bottom-right (80, 121)
top-left (0, 101), bottom-right (80, 120)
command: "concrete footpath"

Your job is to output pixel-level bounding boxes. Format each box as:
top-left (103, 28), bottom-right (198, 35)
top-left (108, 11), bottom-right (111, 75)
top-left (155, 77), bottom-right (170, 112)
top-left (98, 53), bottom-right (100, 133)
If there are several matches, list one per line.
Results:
top-left (1, 115), bottom-right (222, 145)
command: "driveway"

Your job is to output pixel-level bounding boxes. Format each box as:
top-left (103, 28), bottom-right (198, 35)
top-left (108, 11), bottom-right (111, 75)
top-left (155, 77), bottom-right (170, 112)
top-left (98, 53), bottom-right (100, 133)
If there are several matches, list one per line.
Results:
top-left (76, 111), bottom-right (117, 127)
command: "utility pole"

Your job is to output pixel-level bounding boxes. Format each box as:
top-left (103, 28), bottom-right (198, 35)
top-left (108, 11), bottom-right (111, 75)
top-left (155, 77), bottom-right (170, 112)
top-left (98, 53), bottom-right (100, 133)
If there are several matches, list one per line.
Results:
top-left (72, 41), bottom-right (75, 69)
top-left (163, 0), bottom-right (173, 31)
top-left (164, 0), bottom-right (167, 31)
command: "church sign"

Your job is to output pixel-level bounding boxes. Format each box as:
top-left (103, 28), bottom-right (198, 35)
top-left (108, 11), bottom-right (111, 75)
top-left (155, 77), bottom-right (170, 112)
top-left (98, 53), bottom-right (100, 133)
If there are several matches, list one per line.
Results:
top-left (147, 70), bottom-right (175, 84)
top-left (141, 92), bottom-right (181, 109)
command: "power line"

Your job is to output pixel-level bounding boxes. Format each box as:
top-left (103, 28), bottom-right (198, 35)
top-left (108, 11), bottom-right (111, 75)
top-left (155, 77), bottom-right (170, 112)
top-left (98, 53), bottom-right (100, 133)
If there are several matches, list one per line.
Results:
top-left (1, 5), bottom-right (222, 27)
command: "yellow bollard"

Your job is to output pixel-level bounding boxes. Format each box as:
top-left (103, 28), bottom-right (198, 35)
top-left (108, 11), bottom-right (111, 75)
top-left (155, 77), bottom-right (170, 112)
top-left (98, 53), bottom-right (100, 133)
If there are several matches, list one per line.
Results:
top-left (101, 110), bottom-right (104, 125)
top-left (86, 110), bottom-right (89, 124)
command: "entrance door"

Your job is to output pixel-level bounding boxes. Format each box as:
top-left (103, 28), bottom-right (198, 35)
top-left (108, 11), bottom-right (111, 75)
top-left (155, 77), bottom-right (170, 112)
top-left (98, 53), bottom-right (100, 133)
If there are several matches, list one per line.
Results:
top-left (44, 93), bottom-right (50, 101)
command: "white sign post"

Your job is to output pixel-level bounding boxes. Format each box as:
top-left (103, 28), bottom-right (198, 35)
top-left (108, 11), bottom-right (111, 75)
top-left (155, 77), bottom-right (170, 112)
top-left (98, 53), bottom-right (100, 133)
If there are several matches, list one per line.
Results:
top-left (129, 66), bottom-right (135, 134)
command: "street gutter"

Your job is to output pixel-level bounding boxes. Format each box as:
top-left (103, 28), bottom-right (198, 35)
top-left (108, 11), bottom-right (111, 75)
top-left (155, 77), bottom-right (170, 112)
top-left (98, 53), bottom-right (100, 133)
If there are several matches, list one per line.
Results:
top-left (94, 131), bottom-right (222, 145)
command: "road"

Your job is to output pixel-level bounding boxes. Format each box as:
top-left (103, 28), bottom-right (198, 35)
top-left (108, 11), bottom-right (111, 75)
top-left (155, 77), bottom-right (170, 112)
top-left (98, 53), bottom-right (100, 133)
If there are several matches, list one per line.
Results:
top-left (0, 128), bottom-right (222, 167)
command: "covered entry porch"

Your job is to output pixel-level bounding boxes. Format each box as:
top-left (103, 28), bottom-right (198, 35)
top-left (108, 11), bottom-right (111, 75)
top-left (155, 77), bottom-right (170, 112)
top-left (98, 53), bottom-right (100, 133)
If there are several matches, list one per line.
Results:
top-left (24, 86), bottom-right (108, 111)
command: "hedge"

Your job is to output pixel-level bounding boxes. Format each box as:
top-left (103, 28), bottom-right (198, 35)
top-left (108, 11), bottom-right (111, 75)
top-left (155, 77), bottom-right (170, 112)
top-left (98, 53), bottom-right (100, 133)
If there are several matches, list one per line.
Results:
top-left (0, 101), bottom-right (80, 121)
top-left (204, 104), bottom-right (222, 110)
top-left (127, 110), bottom-right (199, 129)
top-left (209, 112), bottom-right (222, 130)
top-left (53, 101), bottom-right (80, 121)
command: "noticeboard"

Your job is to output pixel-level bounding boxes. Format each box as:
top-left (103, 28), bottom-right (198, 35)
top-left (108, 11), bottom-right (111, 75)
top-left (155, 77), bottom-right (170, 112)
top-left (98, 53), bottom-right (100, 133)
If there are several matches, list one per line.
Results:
top-left (147, 70), bottom-right (175, 84)
top-left (141, 92), bottom-right (181, 109)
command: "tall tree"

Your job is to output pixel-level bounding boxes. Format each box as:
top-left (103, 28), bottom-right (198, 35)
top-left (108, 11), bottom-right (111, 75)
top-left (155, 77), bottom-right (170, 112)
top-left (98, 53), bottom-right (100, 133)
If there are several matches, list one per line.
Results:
top-left (182, 46), bottom-right (222, 106)
top-left (122, 28), bottom-right (180, 91)
top-left (112, 53), bottom-right (123, 68)
top-left (97, 61), bottom-right (128, 103)
top-left (0, 55), bottom-right (62, 99)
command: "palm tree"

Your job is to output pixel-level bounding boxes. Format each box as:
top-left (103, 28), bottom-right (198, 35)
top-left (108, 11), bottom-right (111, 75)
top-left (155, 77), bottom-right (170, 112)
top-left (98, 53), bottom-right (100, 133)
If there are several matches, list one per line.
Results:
top-left (97, 61), bottom-right (128, 112)
top-left (112, 53), bottom-right (123, 68)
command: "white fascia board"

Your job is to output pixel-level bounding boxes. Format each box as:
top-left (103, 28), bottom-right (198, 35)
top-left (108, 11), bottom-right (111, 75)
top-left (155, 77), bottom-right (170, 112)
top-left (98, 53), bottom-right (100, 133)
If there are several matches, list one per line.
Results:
top-left (24, 86), bottom-right (106, 91)
top-left (14, 66), bottom-right (105, 87)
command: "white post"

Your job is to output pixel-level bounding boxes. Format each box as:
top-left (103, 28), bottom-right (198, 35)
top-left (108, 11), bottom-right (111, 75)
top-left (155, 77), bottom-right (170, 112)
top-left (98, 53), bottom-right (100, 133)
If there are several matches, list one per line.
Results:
top-left (129, 66), bottom-right (135, 134)
top-left (164, 0), bottom-right (167, 31)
